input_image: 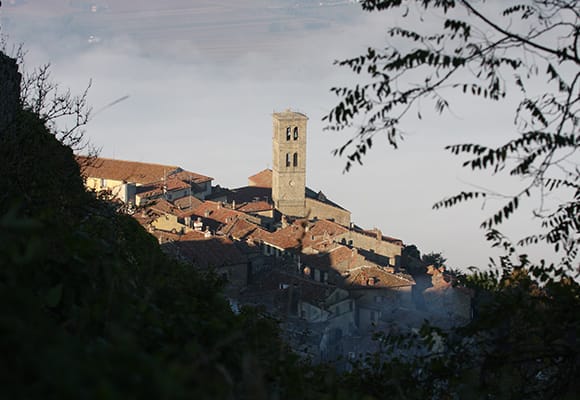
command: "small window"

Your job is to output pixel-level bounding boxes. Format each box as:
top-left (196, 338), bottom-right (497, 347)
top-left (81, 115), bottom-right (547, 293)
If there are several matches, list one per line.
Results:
top-left (293, 126), bottom-right (298, 140)
top-left (286, 127), bottom-right (291, 140)
top-left (293, 152), bottom-right (298, 167)
top-left (286, 153), bottom-right (291, 167)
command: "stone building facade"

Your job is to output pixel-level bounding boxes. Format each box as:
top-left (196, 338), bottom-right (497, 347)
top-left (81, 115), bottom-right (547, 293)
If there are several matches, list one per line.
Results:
top-left (272, 110), bottom-right (308, 217)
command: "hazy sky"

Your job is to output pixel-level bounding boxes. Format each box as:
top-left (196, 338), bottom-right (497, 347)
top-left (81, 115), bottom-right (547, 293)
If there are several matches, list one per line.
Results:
top-left (1, 0), bottom-right (551, 269)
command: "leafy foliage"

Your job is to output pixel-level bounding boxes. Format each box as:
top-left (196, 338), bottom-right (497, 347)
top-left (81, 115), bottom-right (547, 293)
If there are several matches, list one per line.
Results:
top-left (341, 256), bottom-right (580, 399)
top-left (422, 251), bottom-right (447, 268)
top-left (325, 0), bottom-right (580, 266)
top-left (323, 3), bottom-right (580, 397)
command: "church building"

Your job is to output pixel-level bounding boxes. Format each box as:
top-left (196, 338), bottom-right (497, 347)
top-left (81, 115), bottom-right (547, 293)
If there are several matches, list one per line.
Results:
top-left (271, 109), bottom-right (308, 218)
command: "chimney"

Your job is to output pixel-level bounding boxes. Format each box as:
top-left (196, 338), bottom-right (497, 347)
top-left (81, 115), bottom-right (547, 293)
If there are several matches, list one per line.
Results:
top-left (194, 217), bottom-right (203, 231)
top-left (232, 200), bottom-right (236, 209)
top-left (217, 202), bottom-right (222, 209)
top-left (204, 227), bottom-right (212, 238)
top-left (204, 210), bottom-right (210, 217)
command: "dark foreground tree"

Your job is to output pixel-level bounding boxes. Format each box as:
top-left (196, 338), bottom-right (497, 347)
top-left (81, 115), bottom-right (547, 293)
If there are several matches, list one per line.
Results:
top-left (325, 0), bottom-right (579, 267)
top-left (0, 47), bottom-right (369, 400)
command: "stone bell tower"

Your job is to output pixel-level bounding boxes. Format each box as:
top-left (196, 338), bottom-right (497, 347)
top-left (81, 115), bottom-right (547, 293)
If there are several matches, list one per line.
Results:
top-left (272, 109), bottom-right (308, 217)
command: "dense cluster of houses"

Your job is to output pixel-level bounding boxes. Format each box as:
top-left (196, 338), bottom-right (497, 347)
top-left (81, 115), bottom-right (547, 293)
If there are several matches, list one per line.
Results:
top-left (77, 110), bottom-right (471, 362)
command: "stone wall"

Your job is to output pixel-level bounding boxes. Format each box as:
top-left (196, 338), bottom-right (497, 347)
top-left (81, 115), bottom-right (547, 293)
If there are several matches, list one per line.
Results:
top-left (336, 229), bottom-right (402, 266)
top-left (0, 52), bottom-right (21, 135)
top-left (305, 197), bottom-right (351, 227)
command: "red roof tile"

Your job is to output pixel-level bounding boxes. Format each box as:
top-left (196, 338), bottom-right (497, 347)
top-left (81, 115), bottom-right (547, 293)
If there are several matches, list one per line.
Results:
top-left (147, 198), bottom-right (179, 214)
top-left (172, 195), bottom-right (204, 211)
top-left (236, 201), bottom-right (273, 213)
top-left (168, 232), bottom-right (247, 268)
top-left (136, 176), bottom-right (191, 198)
top-left (248, 169), bottom-right (272, 188)
top-left (76, 156), bottom-right (212, 185)
top-left (344, 266), bottom-right (414, 289)
top-left (182, 201), bottom-right (249, 223)
top-left (255, 219), bottom-right (349, 251)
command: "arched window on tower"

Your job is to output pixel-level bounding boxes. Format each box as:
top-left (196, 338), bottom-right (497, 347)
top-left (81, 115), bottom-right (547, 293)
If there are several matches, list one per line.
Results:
top-left (293, 127), bottom-right (299, 140)
top-left (286, 153), bottom-right (291, 167)
top-left (293, 152), bottom-right (298, 167)
top-left (286, 127), bottom-right (291, 141)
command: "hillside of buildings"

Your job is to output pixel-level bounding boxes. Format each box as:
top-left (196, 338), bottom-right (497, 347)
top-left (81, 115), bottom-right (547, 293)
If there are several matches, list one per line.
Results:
top-left (76, 108), bottom-right (474, 363)
top-left (3, 48), bottom-right (579, 398)
top-left (0, 52), bottom-right (345, 399)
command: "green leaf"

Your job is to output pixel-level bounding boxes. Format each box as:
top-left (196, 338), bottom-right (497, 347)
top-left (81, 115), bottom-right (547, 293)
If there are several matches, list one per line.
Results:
top-left (45, 283), bottom-right (63, 308)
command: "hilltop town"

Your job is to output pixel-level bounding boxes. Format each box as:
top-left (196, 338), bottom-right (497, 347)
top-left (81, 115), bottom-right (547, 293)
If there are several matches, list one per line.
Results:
top-left (77, 109), bottom-right (471, 362)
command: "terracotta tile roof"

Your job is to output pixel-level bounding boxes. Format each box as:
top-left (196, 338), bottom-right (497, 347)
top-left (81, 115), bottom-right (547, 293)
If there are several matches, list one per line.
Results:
top-left (171, 169), bottom-right (213, 184)
top-left (344, 266), bottom-right (415, 289)
top-left (182, 201), bottom-right (249, 224)
top-left (147, 198), bottom-right (179, 215)
top-left (77, 156), bottom-right (179, 184)
top-left (133, 199), bottom-right (179, 226)
top-left (257, 224), bottom-right (303, 250)
top-left (136, 176), bottom-right (191, 198)
top-left (306, 219), bottom-right (349, 238)
top-left (167, 232), bottom-right (247, 268)
top-left (258, 219), bottom-right (349, 251)
top-left (210, 182), bottom-right (348, 215)
top-left (301, 245), bottom-right (373, 275)
top-left (76, 156), bottom-right (212, 185)
top-left (151, 230), bottom-right (183, 244)
top-left (172, 195), bottom-right (204, 211)
top-left (248, 169), bottom-right (272, 188)
top-left (220, 218), bottom-right (267, 240)
top-left (236, 201), bottom-right (273, 213)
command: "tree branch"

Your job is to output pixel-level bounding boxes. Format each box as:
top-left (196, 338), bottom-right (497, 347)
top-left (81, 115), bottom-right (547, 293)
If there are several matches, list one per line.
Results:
top-left (460, 0), bottom-right (580, 64)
